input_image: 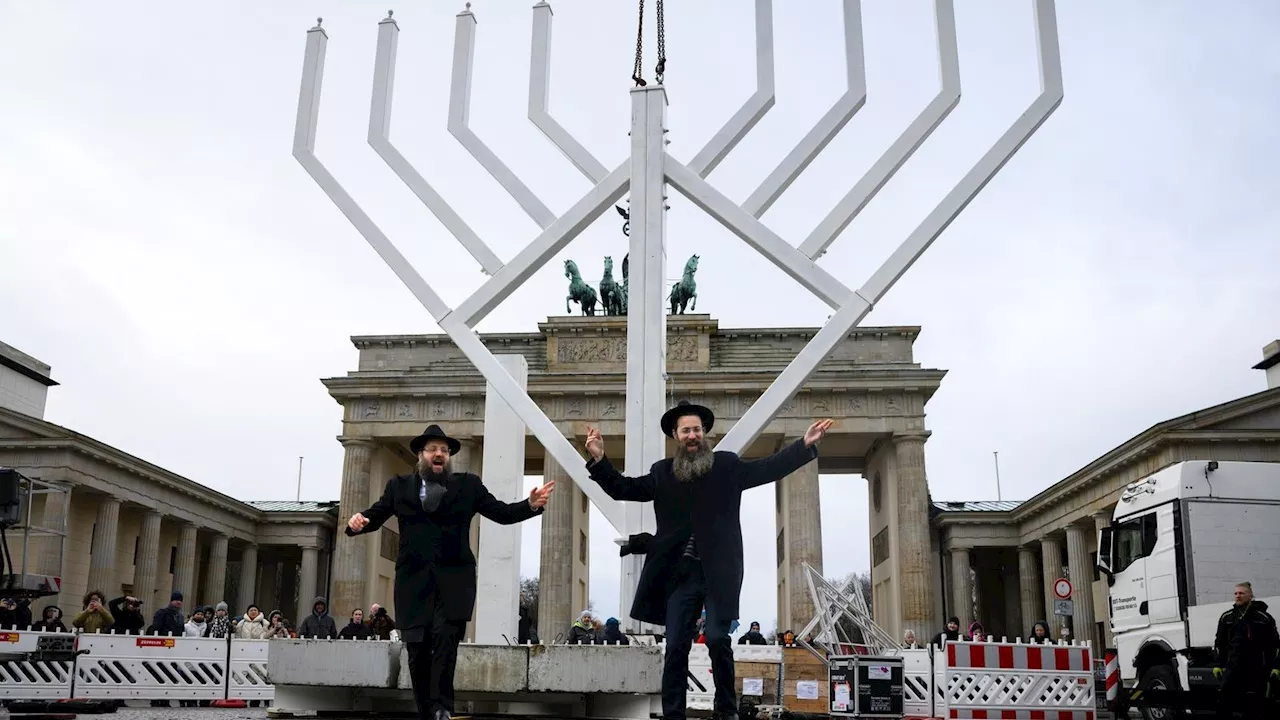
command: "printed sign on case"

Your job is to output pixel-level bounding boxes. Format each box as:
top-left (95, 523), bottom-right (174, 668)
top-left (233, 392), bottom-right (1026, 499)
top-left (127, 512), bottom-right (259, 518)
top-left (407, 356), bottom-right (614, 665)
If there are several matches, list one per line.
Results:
top-left (742, 677), bottom-right (763, 696)
top-left (796, 680), bottom-right (819, 699)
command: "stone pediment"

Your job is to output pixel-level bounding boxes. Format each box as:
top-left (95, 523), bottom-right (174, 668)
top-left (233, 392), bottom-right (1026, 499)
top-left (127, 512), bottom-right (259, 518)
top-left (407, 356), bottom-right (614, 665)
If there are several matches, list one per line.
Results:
top-left (1154, 386), bottom-right (1280, 434)
top-left (0, 408), bottom-right (63, 441)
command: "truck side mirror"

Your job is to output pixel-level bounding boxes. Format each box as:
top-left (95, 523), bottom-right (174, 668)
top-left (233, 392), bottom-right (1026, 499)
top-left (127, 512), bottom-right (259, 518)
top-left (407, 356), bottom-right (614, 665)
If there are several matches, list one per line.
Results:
top-left (1096, 527), bottom-right (1114, 579)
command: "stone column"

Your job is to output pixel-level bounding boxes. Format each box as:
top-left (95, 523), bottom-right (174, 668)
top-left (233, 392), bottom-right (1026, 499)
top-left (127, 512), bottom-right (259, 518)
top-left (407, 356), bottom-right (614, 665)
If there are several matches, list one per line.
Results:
top-left (37, 484), bottom-right (71, 580)
top-left (1018, 546), bottom-right (1045, 631)
top-left (172, 522), bottom-right (198, 600)
top-left (950, 548), bottom-right (972, 628)
top-left (331, 439), bottom-right (375, 623)
top-left (134, 510), bottom-right (163, 608)
top-left (237, 544), bottom-right (258, 613)
top-left (297, 546), bottom-right (320, 624)
top-left (895, 434), bottom-right (933, 632)
top-left (202, 534), bottom-right (229, 606)
top-left (1065, 523), bottom-right (1095, 643)
top-left (85, 497), bottom-right (121, 593)
top-left (537, 458), bottom-right (574, 645)
top-left (1040, 535), bottom-right (1063, 630)
top-left (782, 458), bottom-right (822, 630)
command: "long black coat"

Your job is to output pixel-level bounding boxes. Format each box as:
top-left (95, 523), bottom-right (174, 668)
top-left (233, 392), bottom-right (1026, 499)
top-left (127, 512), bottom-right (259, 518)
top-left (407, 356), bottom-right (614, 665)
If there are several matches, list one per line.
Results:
top-left (347, 471), bottom-right (541, 636)
top-left (587, 438), bottom-right (817, 625)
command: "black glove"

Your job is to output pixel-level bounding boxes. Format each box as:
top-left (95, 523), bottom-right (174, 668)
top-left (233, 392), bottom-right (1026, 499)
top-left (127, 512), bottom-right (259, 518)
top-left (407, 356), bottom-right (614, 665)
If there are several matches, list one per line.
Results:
top-left (619, 532), bottom-right (654, 557)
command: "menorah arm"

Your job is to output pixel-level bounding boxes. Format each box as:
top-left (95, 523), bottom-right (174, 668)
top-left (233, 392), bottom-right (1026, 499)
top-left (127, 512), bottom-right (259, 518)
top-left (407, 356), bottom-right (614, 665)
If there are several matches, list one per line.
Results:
top-left (293, 22), bottom-right (452, 322)
top-left (800, 0), bottom-right (961, 260)
top-left (529, 2), bottom-right (609, 184)
top-left (718, 0), bottom-right (1063, 455)
top-left (451, 6), bottom-right (557, 229)
top-left (665, 157), bottom-right (851, 310)
top-left (451, 163), bottom-right (630, 329)
top-left (686, 0), bottom-right (776, 178)
top-left (368, 14), bottom-right (504, 276)
top-left (741, 0), bottom-right (867, 218)
top-left (440, 315), bottom-right (626, 533)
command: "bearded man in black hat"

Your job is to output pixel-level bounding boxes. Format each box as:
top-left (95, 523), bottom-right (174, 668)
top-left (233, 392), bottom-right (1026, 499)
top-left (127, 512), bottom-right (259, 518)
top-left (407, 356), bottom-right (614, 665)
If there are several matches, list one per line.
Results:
top-left (346, 424), bottom-right (555, 720)
top-left (584, 401), bottom-right (832, 720)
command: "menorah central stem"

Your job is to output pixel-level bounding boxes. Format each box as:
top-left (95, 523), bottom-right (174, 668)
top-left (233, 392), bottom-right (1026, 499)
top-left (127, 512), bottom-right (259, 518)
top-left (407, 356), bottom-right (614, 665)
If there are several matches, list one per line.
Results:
top-left (620, 85), bottom-right (668, 632)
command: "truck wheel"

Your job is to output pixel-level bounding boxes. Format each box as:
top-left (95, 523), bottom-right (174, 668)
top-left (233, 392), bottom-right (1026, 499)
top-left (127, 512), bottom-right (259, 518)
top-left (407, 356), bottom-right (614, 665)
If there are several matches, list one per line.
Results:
top-left (1139, 664), bottom-right (1184, 720)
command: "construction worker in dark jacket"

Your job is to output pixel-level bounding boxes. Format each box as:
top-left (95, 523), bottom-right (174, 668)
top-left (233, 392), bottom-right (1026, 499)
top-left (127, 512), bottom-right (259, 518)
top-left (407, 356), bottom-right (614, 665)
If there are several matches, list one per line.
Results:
top-left (1213, 581), bottom-right (1280, 718)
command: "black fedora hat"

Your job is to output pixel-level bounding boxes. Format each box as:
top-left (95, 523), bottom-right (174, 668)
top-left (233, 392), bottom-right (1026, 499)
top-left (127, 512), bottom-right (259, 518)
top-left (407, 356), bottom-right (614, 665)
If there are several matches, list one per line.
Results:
top-left (660, 400), bottom-right (714, 438)
top-left (409, 424), bottom-right (461, 455)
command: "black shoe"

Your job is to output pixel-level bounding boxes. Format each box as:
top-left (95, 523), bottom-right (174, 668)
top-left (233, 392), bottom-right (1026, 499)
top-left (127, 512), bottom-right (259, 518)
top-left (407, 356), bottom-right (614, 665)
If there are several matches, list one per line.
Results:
top-left (434, 708), bottom-right (451, 720)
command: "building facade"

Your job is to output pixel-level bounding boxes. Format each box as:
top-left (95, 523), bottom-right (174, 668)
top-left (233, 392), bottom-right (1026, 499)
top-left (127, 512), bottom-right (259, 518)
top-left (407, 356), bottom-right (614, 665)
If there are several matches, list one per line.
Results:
top-left (929, 340), bottom-right (1280, 649)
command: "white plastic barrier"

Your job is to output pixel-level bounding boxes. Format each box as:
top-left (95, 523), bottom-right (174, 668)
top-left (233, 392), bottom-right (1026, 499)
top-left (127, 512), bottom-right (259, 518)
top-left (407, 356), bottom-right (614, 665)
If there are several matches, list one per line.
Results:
top-left (0, 628), bottom-right (75, 699)
top-left (677, 642), bottom-right (785, 711)
top-left (0, 629), bottom-right (277, 703)
top-left (227, 638), bottom-right (272, 701)
top-left (75, 634), bottom-right (228, 701)
top-left (897, 647), bottom-right (934, 718)
top-left (943, 639), bottom-right (1095, 720)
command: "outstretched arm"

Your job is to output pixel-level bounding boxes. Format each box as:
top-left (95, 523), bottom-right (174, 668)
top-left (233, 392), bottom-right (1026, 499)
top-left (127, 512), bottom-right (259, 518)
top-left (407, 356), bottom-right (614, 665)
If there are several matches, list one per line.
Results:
top-left (583, 425), bottom-right (656, 502)
top-left (737, 419), bottom-right (831, 491)
top-left (476, 479), bottom-right (547, 525)
top-left (345, 477), bottom-right (396, 536)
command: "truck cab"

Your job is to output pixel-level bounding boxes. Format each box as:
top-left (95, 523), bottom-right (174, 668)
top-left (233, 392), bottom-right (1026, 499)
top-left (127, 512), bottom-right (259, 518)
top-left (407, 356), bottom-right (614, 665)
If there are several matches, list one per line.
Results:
top-left (1096, 460), bottom-right (1280, 717)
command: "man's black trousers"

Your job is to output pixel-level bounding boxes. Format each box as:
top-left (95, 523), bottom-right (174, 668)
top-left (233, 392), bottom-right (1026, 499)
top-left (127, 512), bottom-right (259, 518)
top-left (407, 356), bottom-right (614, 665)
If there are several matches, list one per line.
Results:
top-left (662, 560), bottom-right (736, 720)
top-left (404, 588), bottom-right (467, 720)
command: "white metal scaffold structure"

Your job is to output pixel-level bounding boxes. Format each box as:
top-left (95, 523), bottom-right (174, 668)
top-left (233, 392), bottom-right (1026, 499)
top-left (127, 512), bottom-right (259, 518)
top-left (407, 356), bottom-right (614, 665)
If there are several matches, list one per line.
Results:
top-left (292, 0), bottom-right (1062, 634)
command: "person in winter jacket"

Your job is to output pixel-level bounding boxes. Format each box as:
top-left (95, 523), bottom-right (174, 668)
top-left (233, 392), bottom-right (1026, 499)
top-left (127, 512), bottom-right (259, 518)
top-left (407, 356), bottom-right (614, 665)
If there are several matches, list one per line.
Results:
top-left (966, 621), bottom-right (986, 641)
top-left (1212, 581), bottom-right (1280, 719)
top-left (72, 591), bottom-right (114, 633)
top-left (33, 605), bottom-right (67, 632)
top-left (183, 607), bottom-right (208, 637)
top-left (368, 604), bottom-right (396, 640)
top-left (566, 610), bottom-right (596, 644)
top-left (150, 592), bottom-right (186, 636)
top-left (600, 617), bottom-right (630, 645)
top-left (233, 605), bottom-right (271, 639)
top-left (931, 616), bottom-right (961, 648)
top-left (108, 596), bottom-right (146, 635)
top-left (297, 597), bottom-right (338, 639)
top-left (263, 610), bottom-right (291, 638)
top-left (737, 621), bottom-right (767, 645)
top-left (206, 602), bottom-right (232, 639)
top-left (1029, 620), bottom-right (1051, 644)
top-left (339, 608), bottom-right (373, 639)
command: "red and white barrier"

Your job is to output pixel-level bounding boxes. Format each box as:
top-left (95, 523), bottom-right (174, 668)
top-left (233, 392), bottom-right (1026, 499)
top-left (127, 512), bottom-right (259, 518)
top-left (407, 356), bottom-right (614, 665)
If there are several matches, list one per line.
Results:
top-left (1103, 649), bottom-right (1118, 706)
top-left (943, 640), bottom-right (1095, 720)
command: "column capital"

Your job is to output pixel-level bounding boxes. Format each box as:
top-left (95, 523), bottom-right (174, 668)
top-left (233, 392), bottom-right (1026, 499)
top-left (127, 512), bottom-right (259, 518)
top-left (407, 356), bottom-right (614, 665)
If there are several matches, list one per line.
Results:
top-left (892, 431), bottom-right (931, 444)
top-left (338, 437), bottom-right (377, 449)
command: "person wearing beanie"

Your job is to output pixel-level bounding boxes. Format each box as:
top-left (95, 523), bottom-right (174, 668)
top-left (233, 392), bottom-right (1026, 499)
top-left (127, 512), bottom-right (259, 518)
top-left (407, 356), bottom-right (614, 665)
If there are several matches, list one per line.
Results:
top-left (149, 592), bottom-right (185, 637)
top-left (207, 602), bottom-right (231, 639)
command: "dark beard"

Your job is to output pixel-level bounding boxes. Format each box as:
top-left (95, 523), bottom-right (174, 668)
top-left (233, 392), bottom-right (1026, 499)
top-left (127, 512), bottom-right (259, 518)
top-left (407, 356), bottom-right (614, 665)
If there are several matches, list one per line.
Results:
top-left (416, 457), bottom-right (452, 484)
top-left (672, 441), bottom-right (714, 482)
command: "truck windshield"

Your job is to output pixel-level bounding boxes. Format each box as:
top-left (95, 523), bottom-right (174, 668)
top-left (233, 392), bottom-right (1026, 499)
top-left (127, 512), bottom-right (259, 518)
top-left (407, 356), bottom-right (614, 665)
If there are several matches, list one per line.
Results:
top-left (1112, 512), bottom-right (1157, 573)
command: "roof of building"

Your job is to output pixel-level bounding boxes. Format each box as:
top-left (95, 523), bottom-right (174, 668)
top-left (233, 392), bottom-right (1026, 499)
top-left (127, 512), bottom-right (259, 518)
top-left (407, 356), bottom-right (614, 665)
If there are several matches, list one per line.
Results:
top-left (932, 500), bottom-right (1022, 513)
top-left (245, 500), bottom-right (340, 513)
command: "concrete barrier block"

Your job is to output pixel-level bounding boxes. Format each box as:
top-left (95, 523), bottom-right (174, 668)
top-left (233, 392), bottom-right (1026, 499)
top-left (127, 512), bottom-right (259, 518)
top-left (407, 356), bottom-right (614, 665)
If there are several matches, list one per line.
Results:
top-left (527, 644), bottom-right (663, 693)
top-left (398, 644), bottom-right (529, 693)
top-left (268, 639), bottom-right (401, 688)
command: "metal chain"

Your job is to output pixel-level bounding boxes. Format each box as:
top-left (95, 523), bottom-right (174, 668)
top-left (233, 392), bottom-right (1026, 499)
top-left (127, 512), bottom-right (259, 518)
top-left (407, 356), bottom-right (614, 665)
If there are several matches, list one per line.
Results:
top-left (655, 0), bottom-right (665, 84)
top-left (632, 0), bottom-right (646, 86)
top-left (632, 0), bottom-right (666, 86)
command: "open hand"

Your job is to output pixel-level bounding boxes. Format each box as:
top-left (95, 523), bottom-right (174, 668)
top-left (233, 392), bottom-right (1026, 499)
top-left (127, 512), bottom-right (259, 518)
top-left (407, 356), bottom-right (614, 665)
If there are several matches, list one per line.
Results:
top-left (348, 512), bottom-right (369, 532)
top-left (529, 480), bottom-right (556, 509)
top-left (803, 419), bottom-right (833, 447)
top-left (585, 427), bottom-right (604, 461)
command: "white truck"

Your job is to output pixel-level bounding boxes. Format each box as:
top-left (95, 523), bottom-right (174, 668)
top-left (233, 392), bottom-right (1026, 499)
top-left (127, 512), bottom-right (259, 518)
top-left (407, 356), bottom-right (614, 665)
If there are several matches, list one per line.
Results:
top-left (1096, 460), bottom-right (1280, 718)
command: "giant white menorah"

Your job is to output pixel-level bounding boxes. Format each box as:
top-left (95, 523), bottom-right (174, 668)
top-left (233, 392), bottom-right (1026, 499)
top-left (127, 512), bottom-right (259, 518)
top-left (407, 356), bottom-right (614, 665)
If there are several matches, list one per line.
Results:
top-left (293, 1), bottom-right (1062, 628)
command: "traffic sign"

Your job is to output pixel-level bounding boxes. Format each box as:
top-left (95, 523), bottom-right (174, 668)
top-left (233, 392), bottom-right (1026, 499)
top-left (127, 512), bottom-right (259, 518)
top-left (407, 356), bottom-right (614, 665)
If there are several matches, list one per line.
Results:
top-left (1053, 577), bottom-right (1072, 600)
top-left (1054, 599), bottom-right (1074, 617)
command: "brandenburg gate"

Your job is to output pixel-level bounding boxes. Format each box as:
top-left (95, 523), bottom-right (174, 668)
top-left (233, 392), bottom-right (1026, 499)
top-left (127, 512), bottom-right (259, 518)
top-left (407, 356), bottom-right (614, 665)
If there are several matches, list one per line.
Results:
top-left (322, 313), bottom-right (946, 641)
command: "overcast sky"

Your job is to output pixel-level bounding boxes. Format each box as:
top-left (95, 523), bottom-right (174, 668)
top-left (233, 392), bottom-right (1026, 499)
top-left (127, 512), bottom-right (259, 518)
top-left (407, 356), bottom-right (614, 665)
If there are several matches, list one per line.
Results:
top-left (2, 1), bottom-right (1276, 635)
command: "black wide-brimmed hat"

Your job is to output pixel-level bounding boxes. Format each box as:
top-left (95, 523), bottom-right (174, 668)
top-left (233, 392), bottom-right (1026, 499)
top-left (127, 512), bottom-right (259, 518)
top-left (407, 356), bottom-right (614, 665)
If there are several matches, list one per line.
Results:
top-left (660, 400), bottom-right (715, 438)
top-left (409, 424), bottom-right (461, 455)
